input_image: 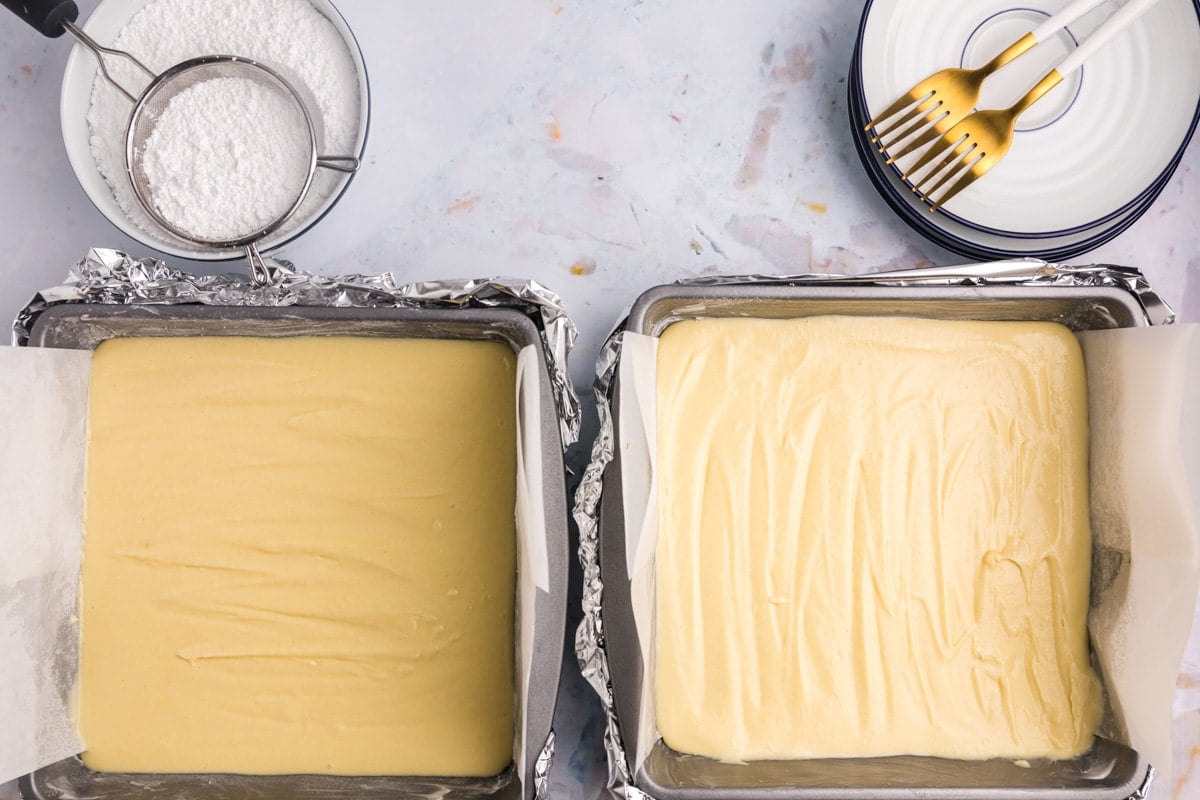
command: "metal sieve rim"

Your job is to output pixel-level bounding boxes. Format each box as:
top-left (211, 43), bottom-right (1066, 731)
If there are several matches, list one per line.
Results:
top-left (123, 55), bottom-right (321, 250)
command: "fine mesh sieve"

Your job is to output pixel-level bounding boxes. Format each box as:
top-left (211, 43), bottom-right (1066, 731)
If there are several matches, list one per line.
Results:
top-left (3, 0), bottom-right (361, 283)
top-left (123, 55), bottom-right (360, 281)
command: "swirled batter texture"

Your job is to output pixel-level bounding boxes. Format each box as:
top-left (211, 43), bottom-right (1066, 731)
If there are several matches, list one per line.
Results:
top-left (655, 316), bottom-right (1101, 761)
top-left (78, 336), bottom-right (516, 776)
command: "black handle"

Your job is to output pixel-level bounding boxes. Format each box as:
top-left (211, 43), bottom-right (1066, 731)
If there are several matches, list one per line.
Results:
top-left (2, 0), bottom-right (78, 38)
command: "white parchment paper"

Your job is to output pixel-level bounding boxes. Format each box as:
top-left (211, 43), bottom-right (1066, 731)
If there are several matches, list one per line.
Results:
top-left (1079, 325), bottom-right (1200, 799)
top-left (0, 346), bottom-right (90, 784)
top-left (515, 344), bottom-right (550, 783)
top-left (0, 342), bottom-right (549, 787)
top-left (617, 334), bottom-right (660, 770)
top-left (620, 324), bottom-right (1200, 785)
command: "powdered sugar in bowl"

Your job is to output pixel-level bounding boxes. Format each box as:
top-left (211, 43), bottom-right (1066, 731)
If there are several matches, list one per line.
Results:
top-left (59, 0), bottom-right (370, 261)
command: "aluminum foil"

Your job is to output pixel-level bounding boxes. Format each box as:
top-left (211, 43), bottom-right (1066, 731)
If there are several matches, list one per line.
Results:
top-left (13, 247), bottom-right (579, 800)
top-left (1132, 767), bottom-right (1156, 800)
top-left (534, 732), bottom-right (555, 800)
top-left (572, 259), bottom-right (1173, 800)
top-left (574, 328), bottom-right (652, 800)
top-left (14, 248), bottom-right (581, 448)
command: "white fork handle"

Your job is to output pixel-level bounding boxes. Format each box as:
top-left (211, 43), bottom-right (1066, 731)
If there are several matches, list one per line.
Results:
top-left (1056, 0), bottom-right (1164, 75)
top-left (1030, 0), bottom-right (1110, 43)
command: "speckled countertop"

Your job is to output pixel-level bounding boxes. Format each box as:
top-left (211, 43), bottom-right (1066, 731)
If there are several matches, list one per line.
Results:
top-left (0, 2), bottom-right (1197, 799)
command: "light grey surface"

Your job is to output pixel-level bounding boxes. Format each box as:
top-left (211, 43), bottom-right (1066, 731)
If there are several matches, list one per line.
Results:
top-left (1, 2), bottom-right (1199, 799)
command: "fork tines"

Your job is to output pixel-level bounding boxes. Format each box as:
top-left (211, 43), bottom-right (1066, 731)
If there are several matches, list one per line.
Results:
top-left (867, 92), bottom-right (943, 147)
top-left (903, 134), bottom-right (985, 210)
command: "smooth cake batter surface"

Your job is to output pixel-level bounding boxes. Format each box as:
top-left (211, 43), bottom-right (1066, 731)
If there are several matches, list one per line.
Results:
top-left (78, 336), bottom-right (517, 776)
top-left (654, 316), bottom-right (1101, 761)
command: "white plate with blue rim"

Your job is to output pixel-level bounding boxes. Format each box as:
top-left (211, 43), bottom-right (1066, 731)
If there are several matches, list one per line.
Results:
top-left (857, 0), bottom-right (1200, 238)
top-left (849, 73), bottom-right (1169, 260)
top-left (848, 36), bottom-right (1183, 260)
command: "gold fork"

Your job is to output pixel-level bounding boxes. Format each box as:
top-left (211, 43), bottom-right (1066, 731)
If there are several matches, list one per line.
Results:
top-left (906, 0), bottom-right (1163, 211)
top-left (865, 0), bottom-right (1106, 158)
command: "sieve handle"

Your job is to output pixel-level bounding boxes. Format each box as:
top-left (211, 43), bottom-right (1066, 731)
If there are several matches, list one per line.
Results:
top-left (316, 155), bottom-right (361, 174)
top-left (1, 0), bottom-right (78, 37)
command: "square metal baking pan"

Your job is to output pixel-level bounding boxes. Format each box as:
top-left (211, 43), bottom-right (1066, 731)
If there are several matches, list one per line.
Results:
top-left (20, 302), bottom-right (569, 800)
top-left (600, 282), bottom-right (1150, 800)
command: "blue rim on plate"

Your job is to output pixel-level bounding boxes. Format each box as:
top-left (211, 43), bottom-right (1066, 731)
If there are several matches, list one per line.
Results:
top-left (959, 9), bottom-right (1085, 135)
top-left (852, 0), bottom-right (1200, 240)
top-left (846, 43), bottom-right (1173, 261)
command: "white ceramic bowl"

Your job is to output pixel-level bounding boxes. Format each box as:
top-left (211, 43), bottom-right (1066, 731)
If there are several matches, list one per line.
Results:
top-left (859, 0), bottom-right (1200, 236)
top-left (59, 0), bottom-right (370, 261)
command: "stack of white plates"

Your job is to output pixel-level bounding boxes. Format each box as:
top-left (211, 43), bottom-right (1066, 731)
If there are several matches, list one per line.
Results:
top-left (849, 0), bottom-right (1200, 260)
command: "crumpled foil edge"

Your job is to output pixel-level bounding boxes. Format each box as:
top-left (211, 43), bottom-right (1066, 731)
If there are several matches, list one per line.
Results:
top-left (534, 731), bottom-right (555, 800)
top-left (572, 259), bottom-right (1173, 800)
top-left (14, 248), bottom-right (582, 449)
top-left (1132, 765), bottom-right (1157, 800)
top-left (14, 247), bottom-right (579, 800)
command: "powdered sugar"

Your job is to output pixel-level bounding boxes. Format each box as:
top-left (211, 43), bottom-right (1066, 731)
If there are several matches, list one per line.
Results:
top-left (87, 0), bottom-right (360, 245)
top-left (140, 76), bottom-right (312, 241)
